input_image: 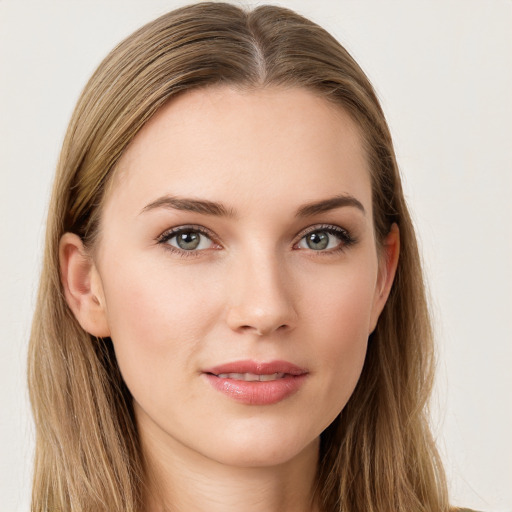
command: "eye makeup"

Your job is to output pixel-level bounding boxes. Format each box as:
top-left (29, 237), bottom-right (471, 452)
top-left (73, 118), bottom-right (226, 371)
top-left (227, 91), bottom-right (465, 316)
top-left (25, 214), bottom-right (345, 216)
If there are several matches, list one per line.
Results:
top-left (156, 222), bottom-right (358, 259)
top-left (156, 224), bottom-right (220, 258)
top-left (293, 223), bottom-right (357, 254)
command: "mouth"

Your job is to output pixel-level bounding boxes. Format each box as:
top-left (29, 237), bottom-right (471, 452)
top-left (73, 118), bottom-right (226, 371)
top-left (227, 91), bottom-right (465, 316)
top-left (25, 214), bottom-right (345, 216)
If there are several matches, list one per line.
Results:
top-left (202, 360), bottom-right (308, 405)
top-left (204, 359), bottom-right (307, 377)
top-left (213, 372), bottom-right (286, 382)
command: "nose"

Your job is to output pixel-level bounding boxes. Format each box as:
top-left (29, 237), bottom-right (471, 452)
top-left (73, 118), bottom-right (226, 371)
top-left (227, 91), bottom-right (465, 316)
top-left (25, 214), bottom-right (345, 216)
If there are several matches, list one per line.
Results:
top-left (226, 252), bottom-right (298, 336)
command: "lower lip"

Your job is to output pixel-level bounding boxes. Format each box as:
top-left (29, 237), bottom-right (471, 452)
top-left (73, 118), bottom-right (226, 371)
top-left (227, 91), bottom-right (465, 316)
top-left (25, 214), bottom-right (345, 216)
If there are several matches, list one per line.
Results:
top-left (204, 373), bottom-right (307, 405)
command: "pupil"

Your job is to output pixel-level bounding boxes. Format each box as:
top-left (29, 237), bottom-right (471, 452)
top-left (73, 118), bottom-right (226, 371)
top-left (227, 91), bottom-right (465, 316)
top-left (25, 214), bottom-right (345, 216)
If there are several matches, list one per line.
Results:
top-left (307, 231), bottom-right (329, 250)
top-left (177, 231), bottom-right (200, 250)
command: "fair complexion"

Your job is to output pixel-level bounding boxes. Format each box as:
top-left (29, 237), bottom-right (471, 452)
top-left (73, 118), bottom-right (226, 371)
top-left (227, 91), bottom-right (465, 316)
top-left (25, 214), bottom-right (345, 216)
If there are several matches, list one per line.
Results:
top-left (60, 87), bottom-right (399, 512)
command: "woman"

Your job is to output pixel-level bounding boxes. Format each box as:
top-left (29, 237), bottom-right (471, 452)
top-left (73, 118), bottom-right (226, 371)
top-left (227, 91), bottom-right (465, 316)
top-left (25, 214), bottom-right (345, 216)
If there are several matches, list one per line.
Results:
top-left (28, 3), bottom-right (472, 511)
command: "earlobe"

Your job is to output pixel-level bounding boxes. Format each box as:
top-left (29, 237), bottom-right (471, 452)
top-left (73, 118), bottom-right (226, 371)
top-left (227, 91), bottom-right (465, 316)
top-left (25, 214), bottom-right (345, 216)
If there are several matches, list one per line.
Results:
top-left (59, 232), bottom-right (110, 337)
top-left (369, 223), bottom-right (400, 333)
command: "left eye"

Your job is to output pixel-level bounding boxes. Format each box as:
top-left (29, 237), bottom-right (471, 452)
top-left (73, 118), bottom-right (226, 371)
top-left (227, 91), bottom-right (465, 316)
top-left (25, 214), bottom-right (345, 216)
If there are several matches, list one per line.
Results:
top-left (297, 229), bottom-right (347, 251)
top-left (165, 229), bottom-right (214, 251)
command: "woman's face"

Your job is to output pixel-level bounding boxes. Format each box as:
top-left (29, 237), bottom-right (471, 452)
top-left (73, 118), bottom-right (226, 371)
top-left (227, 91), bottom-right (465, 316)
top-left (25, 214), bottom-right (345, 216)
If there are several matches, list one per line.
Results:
top-left (88, 87), bottom-right (396, 468)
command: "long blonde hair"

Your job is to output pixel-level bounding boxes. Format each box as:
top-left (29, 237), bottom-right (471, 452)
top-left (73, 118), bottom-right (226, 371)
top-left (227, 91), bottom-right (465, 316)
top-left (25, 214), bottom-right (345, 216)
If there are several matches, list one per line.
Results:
top-left (28, 3), bottom-right (450, 511)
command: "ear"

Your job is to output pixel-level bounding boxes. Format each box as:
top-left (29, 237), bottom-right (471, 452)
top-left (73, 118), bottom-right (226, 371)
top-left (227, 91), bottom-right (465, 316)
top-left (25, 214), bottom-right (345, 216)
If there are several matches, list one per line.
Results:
top-left (59, 232), bottom-right (111, 337)
top-left (369, 223), bottom-right (400, 334)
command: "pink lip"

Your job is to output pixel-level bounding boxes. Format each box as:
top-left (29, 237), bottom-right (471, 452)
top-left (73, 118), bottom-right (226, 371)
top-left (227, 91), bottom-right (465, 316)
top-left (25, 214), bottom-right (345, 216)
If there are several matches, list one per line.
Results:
top-left (202, 360), bottom-right (308, 406)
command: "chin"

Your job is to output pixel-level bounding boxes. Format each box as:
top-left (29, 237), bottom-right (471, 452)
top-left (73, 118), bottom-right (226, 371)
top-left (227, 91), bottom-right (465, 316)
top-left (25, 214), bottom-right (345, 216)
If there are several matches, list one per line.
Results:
top-left (202, 426), bottom-right (319, 469)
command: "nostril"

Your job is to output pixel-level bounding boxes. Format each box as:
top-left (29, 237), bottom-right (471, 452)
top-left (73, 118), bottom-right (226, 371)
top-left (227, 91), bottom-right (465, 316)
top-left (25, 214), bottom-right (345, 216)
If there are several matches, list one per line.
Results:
top-left (249, 323), bottom-right (290, 336)
top-left (225, 291), bottom-right (298, 335)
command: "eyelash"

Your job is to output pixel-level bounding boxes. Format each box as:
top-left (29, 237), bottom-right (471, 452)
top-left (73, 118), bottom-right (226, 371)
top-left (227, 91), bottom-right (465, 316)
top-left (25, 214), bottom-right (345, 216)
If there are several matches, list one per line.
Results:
top-left (295, 224), bottom-right (356, 255)
top-left (156, 223), bottom-right (356, 258)
top-left (157, 225), bottom-right (218, 259)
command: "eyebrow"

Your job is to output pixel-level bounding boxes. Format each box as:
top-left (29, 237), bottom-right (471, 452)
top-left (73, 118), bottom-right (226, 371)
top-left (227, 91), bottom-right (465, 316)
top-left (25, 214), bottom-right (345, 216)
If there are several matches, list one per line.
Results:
top-left (140, 193), bottom-right (365, 218)
top-left (295, 194), bottom-right (366, 217)
top-left (140, 195), bottom-right (236, 217)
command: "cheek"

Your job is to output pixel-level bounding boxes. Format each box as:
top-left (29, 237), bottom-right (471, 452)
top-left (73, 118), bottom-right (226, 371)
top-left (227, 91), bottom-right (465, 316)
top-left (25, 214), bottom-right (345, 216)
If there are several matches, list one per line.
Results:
top-left (99, 257), bottom-right (221, 394)
top-left (301, 255), bottom-right (378, 343)
top-left (103, 254), bottom-right (220, 331)
top-left (299, 260), bottom-right (377, 419)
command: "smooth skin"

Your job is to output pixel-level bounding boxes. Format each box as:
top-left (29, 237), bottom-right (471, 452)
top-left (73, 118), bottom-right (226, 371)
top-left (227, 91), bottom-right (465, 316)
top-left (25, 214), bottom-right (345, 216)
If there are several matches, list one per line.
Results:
top-left (60, 87), bottom-right (399, 512)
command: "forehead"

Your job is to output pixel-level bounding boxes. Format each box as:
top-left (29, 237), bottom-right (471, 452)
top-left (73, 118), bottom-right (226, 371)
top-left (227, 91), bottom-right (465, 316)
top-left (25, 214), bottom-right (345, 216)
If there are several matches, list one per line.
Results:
top-left (106, 86), bottom-right (372, 220)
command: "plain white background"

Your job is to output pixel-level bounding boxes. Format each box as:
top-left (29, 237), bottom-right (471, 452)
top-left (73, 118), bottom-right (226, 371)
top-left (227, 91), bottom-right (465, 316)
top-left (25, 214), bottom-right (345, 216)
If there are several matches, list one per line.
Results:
top-left (1, 1), bottom-right (510, 510)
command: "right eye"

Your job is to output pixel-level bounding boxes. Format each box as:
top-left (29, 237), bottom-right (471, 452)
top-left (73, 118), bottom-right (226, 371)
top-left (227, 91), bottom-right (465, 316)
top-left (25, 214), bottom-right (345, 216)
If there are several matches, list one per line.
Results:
top-left (158, 226), bottom-right (216, 253)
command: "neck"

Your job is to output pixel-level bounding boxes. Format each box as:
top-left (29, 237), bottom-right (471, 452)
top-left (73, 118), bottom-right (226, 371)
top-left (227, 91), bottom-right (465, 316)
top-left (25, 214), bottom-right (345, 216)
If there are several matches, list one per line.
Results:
top-left (140, 418), bottom-right (320, 512)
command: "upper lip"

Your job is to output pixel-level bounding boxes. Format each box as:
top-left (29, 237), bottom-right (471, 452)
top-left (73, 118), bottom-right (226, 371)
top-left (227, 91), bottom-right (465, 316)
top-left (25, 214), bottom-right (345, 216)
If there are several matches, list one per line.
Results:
top-left (203, 360), bottom-right (308, 376)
